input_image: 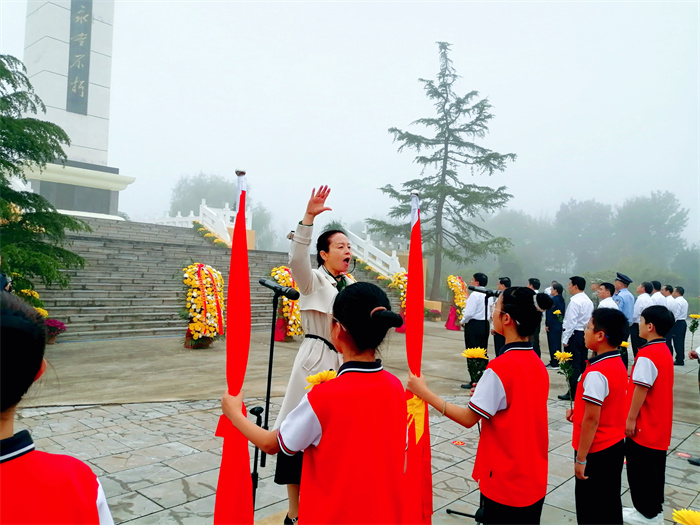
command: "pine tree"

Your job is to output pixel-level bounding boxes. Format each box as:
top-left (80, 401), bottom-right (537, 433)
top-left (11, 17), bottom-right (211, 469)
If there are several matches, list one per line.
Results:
top-left (367, 42), bottom-right (516, 300)
top-left (0, 54), bottom-right (88, 290)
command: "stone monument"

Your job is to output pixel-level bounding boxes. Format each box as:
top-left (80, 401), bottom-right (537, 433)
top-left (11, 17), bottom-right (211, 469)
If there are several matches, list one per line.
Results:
top-left (22, 0), bottom-right (134, 219)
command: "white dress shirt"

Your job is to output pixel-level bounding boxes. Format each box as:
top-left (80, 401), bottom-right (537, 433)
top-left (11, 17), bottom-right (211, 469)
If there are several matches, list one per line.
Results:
top-left (674, 296), bottom-right (689, 321)
top-left (460, 291), bottom-right (493, 324)
top-left (651, 292), bottom-right (666, 306)
top-left (562, 292), bottom-right (594, 345)
top-left (666, 295), bottom-right (680, 318)
top-left (632, 293), bottom-right (653, 323)
top-left (598, 297), bottom-right (619, 310)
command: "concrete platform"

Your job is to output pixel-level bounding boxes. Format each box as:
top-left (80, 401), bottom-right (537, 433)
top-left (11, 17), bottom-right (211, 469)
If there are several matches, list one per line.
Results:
top-left (16, 323), bottom-right (700, 524)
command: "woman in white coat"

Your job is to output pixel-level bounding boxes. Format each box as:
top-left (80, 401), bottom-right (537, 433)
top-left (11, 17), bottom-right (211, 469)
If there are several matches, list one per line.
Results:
top-left (273, 185), bottom-right (354, 524)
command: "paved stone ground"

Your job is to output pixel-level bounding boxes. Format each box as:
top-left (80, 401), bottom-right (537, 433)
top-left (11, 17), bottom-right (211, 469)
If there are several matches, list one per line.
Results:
top-left (16, 324), bottom-right (700, 524)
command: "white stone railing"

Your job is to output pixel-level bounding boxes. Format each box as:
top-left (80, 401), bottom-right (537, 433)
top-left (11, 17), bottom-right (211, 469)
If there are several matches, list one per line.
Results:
top-left (344, 227), bottom-right (404, 278)
top-left (149, 199), bottom-right (253, 243)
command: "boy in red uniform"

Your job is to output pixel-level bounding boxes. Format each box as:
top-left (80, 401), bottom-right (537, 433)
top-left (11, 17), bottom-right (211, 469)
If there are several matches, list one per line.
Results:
top-left (566, 308), bottom-right (629, 525)
top-left (0, 294), bottom-right (114, 524)
top-left (623, 305), bottom-right (675, 525)
top-left (409, 287), bottom-right (552, 525)
top-left (222, 283), bottom-right (407, 524)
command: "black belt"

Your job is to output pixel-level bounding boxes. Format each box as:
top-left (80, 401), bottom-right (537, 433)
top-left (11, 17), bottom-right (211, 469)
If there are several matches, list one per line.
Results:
top-left (304, 334), bottom-right (337, 353)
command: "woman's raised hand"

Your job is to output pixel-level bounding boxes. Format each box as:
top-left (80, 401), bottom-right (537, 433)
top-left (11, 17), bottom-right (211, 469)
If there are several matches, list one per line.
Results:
top-left (303, 185), bottom-right (332, 224)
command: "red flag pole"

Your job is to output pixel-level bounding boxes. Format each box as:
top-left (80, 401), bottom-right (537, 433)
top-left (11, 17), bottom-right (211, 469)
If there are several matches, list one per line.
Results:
top-left (214, 170), bottom-right (254, 525)
top-left (403, 191), bottom-right (433, 524)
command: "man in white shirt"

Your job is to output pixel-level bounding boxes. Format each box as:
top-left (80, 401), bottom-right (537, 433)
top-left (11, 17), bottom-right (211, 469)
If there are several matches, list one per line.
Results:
top-left (670, 287), bottom-right (689, 366)
top-left (558, 276), bottom-right (594, 401)
top-left (460, 272), bottom-right (492, 388)
top-left (650, 281), bottom-right (666, 306)
top-left (491, 277), bottom-right (510, 356)
top-left (631, 282), bottom-right (654, 357)
top-left (597, 282), bottom-right (619, 310)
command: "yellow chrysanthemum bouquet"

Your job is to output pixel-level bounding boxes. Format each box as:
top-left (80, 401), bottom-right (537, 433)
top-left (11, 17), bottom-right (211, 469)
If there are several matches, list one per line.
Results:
top-left (271, 266), bottom-right (302, 340)
top-left (182, 263), bottom-right (225, 348)
top-left (305, 370), bottom-right (337, 389)
top-left (462, 347), bottom-right (488, 385)
top-left (555, 350), bottom-right (575, 407)
top-left (388, 271), bottom-right (408, 311)
top-left (447, 275), bottom-right (468, 318)
top-left (673, 508), bottom-right (700, 525)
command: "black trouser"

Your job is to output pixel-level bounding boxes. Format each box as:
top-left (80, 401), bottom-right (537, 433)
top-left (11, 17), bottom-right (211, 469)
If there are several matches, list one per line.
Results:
top-left (481, 494), bottom-right (544, 524)
top-left (547, 326), bottom-right (562, 364)
top-left (568, 330), bottom-right (587, 398)
top-left (530, 321), bottom-right (542, 357)
top-left (575, 440), bottom-right (624, 524)
top-left (493, 332), bottom-right (506, 357)
top-left (465, 319), bottom-right (489, 382)
top-left (625, 438), bottom-right (666, 519)
top-left (671, 320), bottom-right (686, 364)
top-left (665, 323), bottom-right (676, 357)
top-left (630, 323), bottom-right (645, 357)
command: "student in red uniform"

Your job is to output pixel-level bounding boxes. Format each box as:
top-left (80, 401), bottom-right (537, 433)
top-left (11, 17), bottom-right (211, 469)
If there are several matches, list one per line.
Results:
top-left (408, 287), bottom-right (552, 525)
top-left (623, 305), bottom-right (675, 525)
top-left (565, 308), bottom-right (629, 525)
top-left (221, 282), bottom-right (406, 524)
top-left (0, 293), bottom-right (114, 524)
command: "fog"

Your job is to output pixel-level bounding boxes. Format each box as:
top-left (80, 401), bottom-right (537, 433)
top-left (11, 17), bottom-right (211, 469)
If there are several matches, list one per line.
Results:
top-left (1, 1), bottom-right (698, 245)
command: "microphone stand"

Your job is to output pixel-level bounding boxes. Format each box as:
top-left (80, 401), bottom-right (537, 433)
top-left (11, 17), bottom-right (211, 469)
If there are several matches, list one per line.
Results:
top-left (249, 406), bottom-right (264, 506)
top-left (259, 290), bottom-right (281, 468)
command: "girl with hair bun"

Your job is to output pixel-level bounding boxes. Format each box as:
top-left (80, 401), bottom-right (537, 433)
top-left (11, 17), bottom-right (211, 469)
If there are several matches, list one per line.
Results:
top-left (408, 287), bottom-right (552, 525)
top-left (222, 282), bottom-right (407, 524)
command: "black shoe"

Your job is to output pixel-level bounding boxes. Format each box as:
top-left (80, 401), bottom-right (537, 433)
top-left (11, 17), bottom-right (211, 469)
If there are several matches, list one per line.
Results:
top-left (461, 383), bottom-right (475, 389)
top-left (557, 392), bottom-right (571, 401)
top-left (284, 515), bottom-right (298, 525)
top-left (689, 457), bottom-right (700, 467)
top-left (546, 363), bottom-right (560, 369)
top-left (674, 362), bottom-right (684, 366)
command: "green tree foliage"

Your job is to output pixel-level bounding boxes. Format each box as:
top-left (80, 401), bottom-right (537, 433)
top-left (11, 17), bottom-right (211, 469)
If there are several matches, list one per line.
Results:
top-left (252, 203), bottom-right (279, 250)
top-left (0, 55), bottom-right (88, 290)
top-left (366, 42), bottom-right (516, 299)
top-left (554, 199), bottom-right (615, 273)
top-left (169, 173), bottom-right (238, 216)
top-left (612, 191), bottom-right (688, 268)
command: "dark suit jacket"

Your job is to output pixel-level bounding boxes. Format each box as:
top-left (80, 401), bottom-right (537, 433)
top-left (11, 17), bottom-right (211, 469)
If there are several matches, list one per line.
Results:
top-left (545, 294), bottom-right (565, 329)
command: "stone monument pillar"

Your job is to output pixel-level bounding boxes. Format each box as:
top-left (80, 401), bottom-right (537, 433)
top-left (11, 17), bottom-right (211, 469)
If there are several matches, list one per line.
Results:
top-left (22, 0), bottom-right (134, 219)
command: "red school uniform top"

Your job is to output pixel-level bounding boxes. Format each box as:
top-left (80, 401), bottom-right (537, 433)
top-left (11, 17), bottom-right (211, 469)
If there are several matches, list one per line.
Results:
top-left (278, 360), bottom-right (407, 525)
top-left (0, 430), bottom-right (114, 524)
top-left (468, 342), bottom-right (549, 507)
top-left (572, 350), bottom-right (628, 453)
top-left (626, 338), bottom-right (674, 450)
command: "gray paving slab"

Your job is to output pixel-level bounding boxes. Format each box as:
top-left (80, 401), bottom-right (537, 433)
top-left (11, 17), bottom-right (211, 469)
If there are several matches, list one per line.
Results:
top-left (13, 323), bottom-right (700, 524)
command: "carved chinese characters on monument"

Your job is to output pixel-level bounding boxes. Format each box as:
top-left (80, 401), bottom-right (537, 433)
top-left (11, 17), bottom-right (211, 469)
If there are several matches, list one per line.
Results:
top-left (66, 0), bottom-right (92, 114)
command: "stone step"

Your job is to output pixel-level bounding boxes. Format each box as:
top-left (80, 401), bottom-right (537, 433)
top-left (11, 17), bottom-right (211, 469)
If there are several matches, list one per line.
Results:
top-left (55, 321), bottom-right (274, 341)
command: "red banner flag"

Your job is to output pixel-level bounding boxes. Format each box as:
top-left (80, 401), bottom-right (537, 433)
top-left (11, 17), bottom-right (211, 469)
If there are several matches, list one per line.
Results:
top-left (403, 192), bottom-right (433, 524)
top-left (214, 175), bottom-right (254, 524)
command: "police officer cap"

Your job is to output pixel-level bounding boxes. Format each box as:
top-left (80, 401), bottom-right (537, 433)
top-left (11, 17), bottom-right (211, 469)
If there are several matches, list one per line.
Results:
top-left (615, 272), bottom-right (632, 285)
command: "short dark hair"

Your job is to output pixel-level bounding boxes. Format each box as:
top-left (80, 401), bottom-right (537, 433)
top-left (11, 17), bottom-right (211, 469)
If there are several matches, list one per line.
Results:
top-left (600, 282), bottom-right (615, 296)
top-left (333, 282), bottom-right (403, 352)
top-left (674, 286), bottom-right (685, 296)
top-left (569, 276), bottom-right (586, 291)
top-left (1, 293), bottom-right (47, 412)
top-left (498, 276), bottom-right (511, 288)
top-left (663, 284), bottom-right (674, 293)
top-left (473, 273), bottom-right (488, 287)
top-left (553, 283), bottom-right (564, 295)
top-left (528, 278), bottom-right (541, 290)
top-left (499, 287), bottom-right (553, 337)
top-left (316, 229), bottom-right (346, 267)
top-left (640, 305), bottom-right (675, 337)
top-left (591, 308), bottom-right (629, 347)
top-left (651, 280), bottom-right (661, 291)
top-left (640, 281), bottom-right (653, 294)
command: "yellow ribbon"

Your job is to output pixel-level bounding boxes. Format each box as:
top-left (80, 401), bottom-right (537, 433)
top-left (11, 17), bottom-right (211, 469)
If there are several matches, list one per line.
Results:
top-left (407, 394), bottom-right (427, 443)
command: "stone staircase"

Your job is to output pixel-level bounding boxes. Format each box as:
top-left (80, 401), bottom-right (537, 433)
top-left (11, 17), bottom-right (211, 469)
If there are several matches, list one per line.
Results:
top-left (36, 219), bottom-right (399, 342)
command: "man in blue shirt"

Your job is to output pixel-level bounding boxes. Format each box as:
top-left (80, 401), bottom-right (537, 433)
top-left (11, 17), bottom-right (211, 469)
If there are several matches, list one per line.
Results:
top-left (612, 272), bottom-right (635, 369)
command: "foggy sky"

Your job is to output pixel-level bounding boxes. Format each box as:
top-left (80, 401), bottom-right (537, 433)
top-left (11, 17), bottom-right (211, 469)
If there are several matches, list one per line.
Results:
top-left (2, 1), bottom-right (698, 244)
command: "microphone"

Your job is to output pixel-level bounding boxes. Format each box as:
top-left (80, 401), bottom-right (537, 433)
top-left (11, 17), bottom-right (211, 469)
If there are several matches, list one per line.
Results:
top-left (467, 285), bottom-right (500, 298)
top-left (258, 278), bottom-right (300, 300)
